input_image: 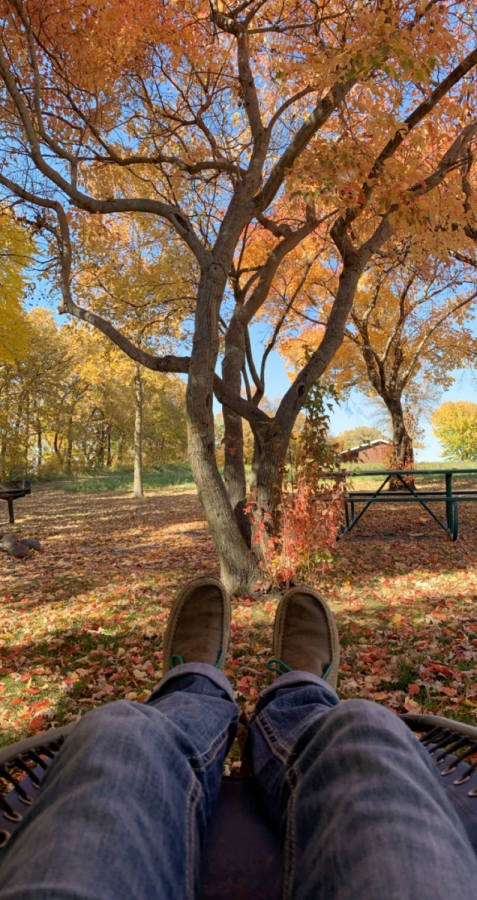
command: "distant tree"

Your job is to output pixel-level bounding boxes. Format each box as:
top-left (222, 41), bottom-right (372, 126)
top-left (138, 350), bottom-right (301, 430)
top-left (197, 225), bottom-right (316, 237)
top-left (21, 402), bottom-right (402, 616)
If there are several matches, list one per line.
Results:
top-left (72, 214), bottom-right (193, 497)
top-left (0, 211), bottom-right (32, 363)
top-left (0, 311), bottom-right (188, 479)
top-left (282, 254), bottom-right (477, 480)
top-left (431, 401), bottom-right (477, 461)
top-left (334, 426), bottom-right (389, 451)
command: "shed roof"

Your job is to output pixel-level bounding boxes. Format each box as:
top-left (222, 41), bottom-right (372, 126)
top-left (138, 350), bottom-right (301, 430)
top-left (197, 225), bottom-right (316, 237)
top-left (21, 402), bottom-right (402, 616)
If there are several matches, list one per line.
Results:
top-left (341, 439), bottom-right (392, 454)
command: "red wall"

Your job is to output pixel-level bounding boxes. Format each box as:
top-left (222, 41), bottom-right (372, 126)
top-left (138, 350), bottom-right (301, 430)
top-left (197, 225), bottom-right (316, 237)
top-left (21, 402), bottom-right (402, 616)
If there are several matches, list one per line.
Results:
top-left (358, 444), bottom-right (391, 464)
top-left (341, 442), bottom-right (392, 465)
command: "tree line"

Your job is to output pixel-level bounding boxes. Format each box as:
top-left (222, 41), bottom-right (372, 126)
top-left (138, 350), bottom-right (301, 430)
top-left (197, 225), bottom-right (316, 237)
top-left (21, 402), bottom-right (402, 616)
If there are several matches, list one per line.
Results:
top-left (0, 308), bottom-right (187, 485)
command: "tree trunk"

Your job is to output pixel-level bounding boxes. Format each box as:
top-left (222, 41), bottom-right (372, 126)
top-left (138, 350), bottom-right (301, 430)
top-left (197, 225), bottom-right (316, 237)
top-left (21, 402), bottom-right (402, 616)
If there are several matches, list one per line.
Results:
top-left (96, 425), bottom-right (105, 467)
top-left (24, 393), bottom-right (30, 475)
top-left (248, 422), bottom-right (290, 562)
top-left (255, 426), bottom-right (287, 525)
top-left (1, 388), bottom-right (10, 478)
top-left (133, 363), bottom-right (144, 498)
top-left (37, 422), bottom-right (42, 469)
top-left (186, 266), bottom-right (258, 594)
top-left (388, 397), bottom-right (414, 489)
top-left (0, 431), bottom-right (6, 477)
top-left (222, 315), bottom-right (247, 509)
top-left (223, 405), bottom-right (246, 505)
top-left (106, 425), bottom-right (112, 468)
top-left (66, 414), bottom-right (74, 476)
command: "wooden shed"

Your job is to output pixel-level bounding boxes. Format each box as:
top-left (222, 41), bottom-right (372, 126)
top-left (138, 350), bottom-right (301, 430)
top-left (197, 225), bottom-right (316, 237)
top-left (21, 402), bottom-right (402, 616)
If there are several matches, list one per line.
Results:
top-left (340, 439), bottom-right (393, 465)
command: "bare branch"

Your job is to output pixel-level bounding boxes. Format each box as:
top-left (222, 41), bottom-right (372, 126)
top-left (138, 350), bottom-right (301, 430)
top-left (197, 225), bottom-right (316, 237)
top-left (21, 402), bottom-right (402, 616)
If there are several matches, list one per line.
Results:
top-left (254, 76), bottom-right (356, 213)
top-left (0, 44), bottom-right (209, 266)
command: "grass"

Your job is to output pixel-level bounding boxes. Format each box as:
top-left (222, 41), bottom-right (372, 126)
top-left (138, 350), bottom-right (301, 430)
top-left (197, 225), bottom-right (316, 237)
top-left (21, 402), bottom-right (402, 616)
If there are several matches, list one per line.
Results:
top-left (345, 460), bottom-right (477, 491)
top-left (46, 463), bottom-right (194, 493)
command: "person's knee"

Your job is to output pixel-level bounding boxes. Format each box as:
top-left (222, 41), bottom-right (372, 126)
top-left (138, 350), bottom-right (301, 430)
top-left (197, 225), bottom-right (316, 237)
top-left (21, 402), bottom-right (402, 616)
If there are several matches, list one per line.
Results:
top-left (314, 698), bottom-right (412, 749)
top-left (295, 698), bottom-right (412, 770)
top-left (299, 698), bottom-right (401, 747)
top-left (72, 700), bottom-right (144, 749)
top-left (339, 698), bottom-right (397, 727)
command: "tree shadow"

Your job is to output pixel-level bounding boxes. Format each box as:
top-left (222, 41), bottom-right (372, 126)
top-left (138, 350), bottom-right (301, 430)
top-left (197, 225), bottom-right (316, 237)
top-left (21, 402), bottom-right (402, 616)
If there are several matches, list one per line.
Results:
top-left (334, 500), bottom-right (477, 579)
top-left (0, 624), bottom-right (166, 748)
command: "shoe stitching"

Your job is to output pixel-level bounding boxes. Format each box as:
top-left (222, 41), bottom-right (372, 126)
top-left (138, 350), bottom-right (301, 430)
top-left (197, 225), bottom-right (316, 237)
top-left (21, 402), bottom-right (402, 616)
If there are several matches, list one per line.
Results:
top-left (168, 580), bottom-right (227, 667)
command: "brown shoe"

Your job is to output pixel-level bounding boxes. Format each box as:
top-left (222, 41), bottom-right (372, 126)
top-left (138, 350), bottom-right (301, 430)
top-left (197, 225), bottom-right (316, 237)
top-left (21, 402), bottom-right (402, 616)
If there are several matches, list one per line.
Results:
top-left (271, 586), bottom-right (340, 688)
top-left (162, 576), bottom-right (231, 675)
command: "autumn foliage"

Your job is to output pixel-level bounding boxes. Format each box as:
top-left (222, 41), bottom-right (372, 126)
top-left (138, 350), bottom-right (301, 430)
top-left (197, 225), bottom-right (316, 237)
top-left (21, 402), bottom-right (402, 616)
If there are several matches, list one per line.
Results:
top-left (0, 310), bottom-right (187, 480)
top-left (1, 0), bottom-right (477, 589)
top-left (248, 386), bottom-right (344, 586)
top-left (252, 465), bottom-right (343, 588)
top-left (432, 401), bottom-right (477, 461)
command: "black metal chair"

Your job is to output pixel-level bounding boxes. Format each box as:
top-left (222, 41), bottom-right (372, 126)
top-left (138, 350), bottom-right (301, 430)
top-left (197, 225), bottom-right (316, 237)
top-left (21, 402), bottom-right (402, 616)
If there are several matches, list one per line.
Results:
top-left (1, 714), bottom-right (477, 898)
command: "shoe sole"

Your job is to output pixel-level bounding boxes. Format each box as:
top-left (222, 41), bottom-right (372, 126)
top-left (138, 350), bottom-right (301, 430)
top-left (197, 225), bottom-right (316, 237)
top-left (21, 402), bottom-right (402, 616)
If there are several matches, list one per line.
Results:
top-left (273, 586), bottom-right (341, 689)
top-left (162, 575), bottom-right (231, 675)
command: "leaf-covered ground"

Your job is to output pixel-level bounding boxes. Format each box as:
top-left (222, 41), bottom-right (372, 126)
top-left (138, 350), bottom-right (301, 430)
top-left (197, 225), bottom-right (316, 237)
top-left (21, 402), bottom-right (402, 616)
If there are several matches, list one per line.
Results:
top-left (1, 483), bottom-right (477, 756)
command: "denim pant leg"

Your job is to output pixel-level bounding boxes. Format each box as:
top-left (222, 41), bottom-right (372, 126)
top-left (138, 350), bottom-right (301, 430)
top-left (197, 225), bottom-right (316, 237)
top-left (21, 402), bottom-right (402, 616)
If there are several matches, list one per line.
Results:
top-left (249, 672), bottom-right (477, 900)
top-left (0, 664), bottom-right (238, 900)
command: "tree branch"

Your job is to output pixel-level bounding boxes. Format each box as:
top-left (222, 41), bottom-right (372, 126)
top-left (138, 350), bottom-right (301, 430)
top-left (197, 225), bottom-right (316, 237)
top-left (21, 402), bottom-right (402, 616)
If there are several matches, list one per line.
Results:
top-left (0, 44), bottom-right (209, 266)
top-left (254, 76), bottom-right (356, 213)
top-left (343, 44), bottom-right (477, 228)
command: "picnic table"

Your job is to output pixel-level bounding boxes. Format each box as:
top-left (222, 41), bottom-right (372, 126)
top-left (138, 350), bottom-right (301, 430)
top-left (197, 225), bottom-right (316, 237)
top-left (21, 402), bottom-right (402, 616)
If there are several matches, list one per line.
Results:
top-left (0, 480), bottom-right (31, 525)
top-left (338, 468), bottom-right (477, 541)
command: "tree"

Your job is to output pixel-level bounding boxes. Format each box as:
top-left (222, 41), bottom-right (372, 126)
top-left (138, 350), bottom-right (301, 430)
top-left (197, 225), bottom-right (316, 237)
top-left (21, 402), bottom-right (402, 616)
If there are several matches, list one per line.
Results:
top-left (71, 213), bottom-right (192, 495)
top-left (1, 308), bottom-right (72, 477)
top-left (282, 252), bottom-right (477, 478)
top-left (1, 1), bottom-right (477, 589)
top-left (0, 310), bottom-right (188, 479)
top-left (338, 259), bottom-right (477, 473)
top-left (0, 211), bottom-right (32, 363)
top-left (431, 401), bottom-right (477, 461)
top-left (334, 427), bottom-right (389, 451)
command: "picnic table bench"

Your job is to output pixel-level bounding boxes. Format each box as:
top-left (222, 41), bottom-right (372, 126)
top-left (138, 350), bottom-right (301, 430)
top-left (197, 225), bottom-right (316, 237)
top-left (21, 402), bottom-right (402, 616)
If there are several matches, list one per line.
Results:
top-left (338, 469), bottom-right (477, 541)
top-left (0, 480), bottom-right (31, 525)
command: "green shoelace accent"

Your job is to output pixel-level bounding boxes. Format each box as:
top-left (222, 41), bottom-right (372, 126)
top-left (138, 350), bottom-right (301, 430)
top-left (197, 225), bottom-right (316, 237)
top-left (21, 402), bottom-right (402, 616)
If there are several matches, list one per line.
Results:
top-left (169, 648), bottom-right (226, 669)
top-left (266, 658), bottom-right (333, 681)
top-left (170, 653), bottom-right (185, 668)
top-left (266, 658), bottom-right (293, 675)
top-left (215, 648), bottom-right (225, 668)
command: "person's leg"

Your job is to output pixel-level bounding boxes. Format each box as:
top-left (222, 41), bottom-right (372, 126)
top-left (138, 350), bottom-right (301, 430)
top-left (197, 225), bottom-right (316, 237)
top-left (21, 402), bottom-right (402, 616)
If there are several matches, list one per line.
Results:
top-left (249, 587), bottom-right (477, 900)
top-left (0, 577), bottom-right (238, 900)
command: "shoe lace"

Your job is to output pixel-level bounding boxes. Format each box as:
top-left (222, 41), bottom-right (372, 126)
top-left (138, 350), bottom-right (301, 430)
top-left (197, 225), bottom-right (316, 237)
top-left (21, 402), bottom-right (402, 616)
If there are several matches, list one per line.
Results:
top-left (266, 658), bottom-right (293, 675)
top-left (266, 658), bottom-right (333, 681)
top-left (169, 649), bottom-right (226, 669)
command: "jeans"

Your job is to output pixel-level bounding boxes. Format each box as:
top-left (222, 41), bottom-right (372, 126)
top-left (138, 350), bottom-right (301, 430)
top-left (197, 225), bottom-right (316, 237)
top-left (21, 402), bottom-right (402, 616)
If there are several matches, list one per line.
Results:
top-left (0, 663), bottom-right (476, 899)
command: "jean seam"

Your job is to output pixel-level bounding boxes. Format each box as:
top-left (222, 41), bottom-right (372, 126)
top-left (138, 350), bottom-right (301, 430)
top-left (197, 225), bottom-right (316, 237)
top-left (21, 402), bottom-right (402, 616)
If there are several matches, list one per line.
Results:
top-left (188, 724), bottom-right (234, 772)
top-left (256, 710), bottom-right (294, 762)
top-left (283, 763), bottom-right (298, 900)
top-left (186, 774), bottom-right (202, 900)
